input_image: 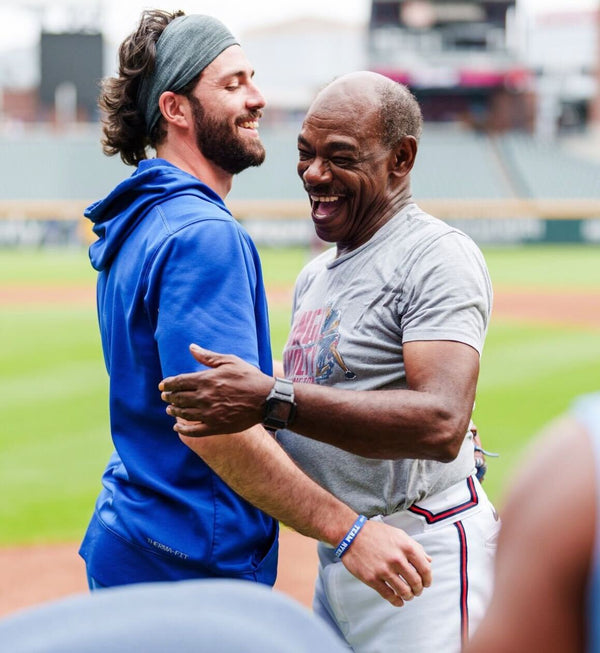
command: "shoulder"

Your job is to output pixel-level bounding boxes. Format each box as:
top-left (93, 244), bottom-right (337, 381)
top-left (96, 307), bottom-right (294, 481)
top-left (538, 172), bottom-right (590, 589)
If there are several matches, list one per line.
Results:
top-left (398, 208), bottom-right (491, 308)
top-left (156, 193), bottom-right (234, 232)
top-left (148, 206), bottom-right (258, 284)
top-left (385, 204), bottom-right (488, 279)
top-left (412, 207), bottom-right (484, 261)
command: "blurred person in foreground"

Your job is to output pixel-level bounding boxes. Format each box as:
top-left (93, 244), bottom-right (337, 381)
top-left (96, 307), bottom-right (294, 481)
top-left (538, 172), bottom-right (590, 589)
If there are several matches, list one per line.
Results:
top-left (465, 392), bottom-right (600, 653)
top-left (80, 9), bottom-right (431, 606)
top-left (160, 71), bottom-right (499, 652)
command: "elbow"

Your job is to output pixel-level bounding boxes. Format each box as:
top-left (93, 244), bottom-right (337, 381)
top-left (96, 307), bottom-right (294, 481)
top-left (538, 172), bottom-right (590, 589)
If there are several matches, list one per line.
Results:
top-left (427, 413), bottom-right (468, 463)
top-left (434, 440), bottom-right (462, 463)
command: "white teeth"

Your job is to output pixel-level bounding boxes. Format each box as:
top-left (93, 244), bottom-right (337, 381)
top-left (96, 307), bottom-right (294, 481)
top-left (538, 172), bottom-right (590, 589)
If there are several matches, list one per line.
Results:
top-left (310, 195), bottom-right (340, 202)
top-left (240, 121), bottom-right (258, 129)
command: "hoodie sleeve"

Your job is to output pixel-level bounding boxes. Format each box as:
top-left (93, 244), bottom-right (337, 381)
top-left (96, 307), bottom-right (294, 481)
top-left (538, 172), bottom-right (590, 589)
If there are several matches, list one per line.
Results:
top-left (146, 216), bottom-right (270, 378)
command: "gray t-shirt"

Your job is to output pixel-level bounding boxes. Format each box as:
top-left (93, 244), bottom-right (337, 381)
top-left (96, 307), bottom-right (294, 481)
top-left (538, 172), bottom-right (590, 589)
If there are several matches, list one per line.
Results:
top-left (278, 203), bottom-right (493, 517)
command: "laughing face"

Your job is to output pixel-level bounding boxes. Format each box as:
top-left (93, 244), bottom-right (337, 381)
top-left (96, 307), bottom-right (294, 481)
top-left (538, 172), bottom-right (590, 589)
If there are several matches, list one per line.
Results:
top-left (297, 80), bottom-right (400, 255)
top-left (189, 45), bottom-right (266, 175)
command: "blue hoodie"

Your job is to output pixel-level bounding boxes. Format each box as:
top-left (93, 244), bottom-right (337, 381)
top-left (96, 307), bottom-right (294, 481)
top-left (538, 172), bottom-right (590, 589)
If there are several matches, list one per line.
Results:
top-left (79, 159), bottom-right (278, 586)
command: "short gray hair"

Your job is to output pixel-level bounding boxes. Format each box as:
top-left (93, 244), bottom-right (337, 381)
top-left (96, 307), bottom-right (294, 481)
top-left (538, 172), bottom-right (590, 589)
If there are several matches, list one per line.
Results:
top-left (379, 82), bottom-right (423, 146)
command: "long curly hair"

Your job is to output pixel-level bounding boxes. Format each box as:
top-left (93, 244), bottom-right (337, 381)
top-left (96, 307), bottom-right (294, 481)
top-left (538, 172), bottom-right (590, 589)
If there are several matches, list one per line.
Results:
top-left (99, 9), bottom-right (185, 167)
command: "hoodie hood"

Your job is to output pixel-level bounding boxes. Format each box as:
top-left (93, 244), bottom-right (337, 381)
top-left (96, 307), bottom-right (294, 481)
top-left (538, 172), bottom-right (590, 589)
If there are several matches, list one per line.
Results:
top-left (86, 159), bottom-right (227, 271)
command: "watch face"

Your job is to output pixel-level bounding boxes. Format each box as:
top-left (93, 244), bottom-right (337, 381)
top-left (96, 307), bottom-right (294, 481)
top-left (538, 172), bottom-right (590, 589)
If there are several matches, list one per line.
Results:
top-left (266, 398), bottom-right (294, 423)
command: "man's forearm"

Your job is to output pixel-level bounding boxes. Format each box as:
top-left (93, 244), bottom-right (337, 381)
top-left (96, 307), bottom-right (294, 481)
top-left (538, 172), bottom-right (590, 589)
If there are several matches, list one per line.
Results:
top-left (179, 421), bottom-right (433, 606)
top-left (179, 423), bottom-right (357, 545)
top-left (160, 341), bottom-right (478, 460)
top-left (164, 373), bottom-right (469, 460)
top-left (289, 383), bottom-right (464, 461)
top-left (171, 380), bottom-right (469, 461)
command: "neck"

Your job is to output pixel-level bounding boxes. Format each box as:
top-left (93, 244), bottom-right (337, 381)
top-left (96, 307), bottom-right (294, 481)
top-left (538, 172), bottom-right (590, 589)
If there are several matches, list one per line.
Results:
top-left (386, 184), bottom-right (414, 217)
top-left (156, 140), bottom-right (233, 199)
top-left (335, 187), bottom-right (414, 258)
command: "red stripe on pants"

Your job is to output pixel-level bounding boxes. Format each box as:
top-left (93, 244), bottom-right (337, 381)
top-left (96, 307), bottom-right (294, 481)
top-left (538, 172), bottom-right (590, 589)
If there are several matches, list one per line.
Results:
top-left (454, 520), bottom-right (469, 647)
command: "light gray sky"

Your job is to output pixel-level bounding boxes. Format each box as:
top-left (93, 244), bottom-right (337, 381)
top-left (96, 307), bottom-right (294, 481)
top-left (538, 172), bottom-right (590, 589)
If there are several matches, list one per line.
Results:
top-left (1, 0), bottom-right (598, 53)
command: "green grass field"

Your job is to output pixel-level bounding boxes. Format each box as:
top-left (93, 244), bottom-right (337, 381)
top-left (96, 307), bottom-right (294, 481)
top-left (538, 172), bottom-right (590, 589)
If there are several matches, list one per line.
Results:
top-left (1, 245), bottom-right (599, 545)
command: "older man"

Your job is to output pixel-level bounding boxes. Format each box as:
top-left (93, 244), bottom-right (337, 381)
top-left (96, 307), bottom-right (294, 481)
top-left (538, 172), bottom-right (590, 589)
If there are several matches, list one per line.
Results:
top-left (161, 71), bottom-right (499, 652)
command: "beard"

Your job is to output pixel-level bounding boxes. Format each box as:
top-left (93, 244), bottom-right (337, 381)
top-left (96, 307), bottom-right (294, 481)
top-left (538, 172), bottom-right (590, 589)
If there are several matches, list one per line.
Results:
top-left (188, 94), bottom-right (266, 175)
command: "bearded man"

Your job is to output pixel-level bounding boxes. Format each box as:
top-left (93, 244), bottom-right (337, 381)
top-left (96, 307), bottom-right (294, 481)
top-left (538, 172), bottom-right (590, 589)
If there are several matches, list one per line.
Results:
top-left (80, 10), bottom-right (431, 606)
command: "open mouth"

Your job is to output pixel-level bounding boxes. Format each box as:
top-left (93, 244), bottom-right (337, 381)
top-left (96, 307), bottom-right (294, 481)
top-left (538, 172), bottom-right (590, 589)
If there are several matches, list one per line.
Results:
top-left (310, 195), bottom-right (345, 219)
top-left (238, 119), bottom-right (260, 133)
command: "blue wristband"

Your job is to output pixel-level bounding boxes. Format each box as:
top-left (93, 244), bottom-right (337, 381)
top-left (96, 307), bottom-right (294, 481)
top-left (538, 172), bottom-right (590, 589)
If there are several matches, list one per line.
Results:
top-left (334, 515), bottom-right (368, 559)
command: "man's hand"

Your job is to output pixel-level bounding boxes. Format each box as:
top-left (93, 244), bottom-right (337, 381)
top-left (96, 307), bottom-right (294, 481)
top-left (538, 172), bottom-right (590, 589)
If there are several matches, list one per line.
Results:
top-left (159, 344), bottom-right (272, 436)
top-left (341, 520), bottom-right (433, 607)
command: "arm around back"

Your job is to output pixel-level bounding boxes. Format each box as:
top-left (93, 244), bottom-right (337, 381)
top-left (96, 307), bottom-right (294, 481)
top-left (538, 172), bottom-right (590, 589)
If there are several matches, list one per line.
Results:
top-left (161, 337), bottom-right (480, 461)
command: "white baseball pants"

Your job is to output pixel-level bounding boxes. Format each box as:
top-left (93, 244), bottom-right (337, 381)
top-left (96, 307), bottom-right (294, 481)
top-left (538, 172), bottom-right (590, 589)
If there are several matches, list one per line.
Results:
top-left (313, 476), bottom-right (500, 653)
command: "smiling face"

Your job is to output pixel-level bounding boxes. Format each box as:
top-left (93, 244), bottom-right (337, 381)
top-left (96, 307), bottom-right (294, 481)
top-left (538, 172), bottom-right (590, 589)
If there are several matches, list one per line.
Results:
top-left (297, 74), bottom-right (411, 255)
top-left (188, 45), bottom-right (266, 174)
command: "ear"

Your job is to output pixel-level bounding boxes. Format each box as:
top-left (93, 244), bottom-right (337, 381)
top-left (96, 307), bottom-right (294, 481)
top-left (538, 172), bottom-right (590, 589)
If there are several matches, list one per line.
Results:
top-left (390, 135), bottom-right (417, 178)
top-left (157, 91), bottom-right (191, 129)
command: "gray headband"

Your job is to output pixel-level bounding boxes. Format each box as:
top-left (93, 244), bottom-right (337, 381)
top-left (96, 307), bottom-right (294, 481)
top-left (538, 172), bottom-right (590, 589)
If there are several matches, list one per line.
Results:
top-left (137, 14), bottom-right (239, 136)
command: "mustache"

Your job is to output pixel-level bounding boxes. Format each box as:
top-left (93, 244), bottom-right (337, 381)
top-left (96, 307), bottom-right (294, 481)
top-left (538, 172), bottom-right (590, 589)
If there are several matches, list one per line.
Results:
top-left (238, 110), bottom-right (263, 122)
top-left (303, 185), bottom-right (343, 195)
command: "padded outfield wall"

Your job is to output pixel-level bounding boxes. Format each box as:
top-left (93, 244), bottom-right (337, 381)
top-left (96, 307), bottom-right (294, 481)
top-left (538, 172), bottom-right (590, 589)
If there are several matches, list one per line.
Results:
top-left (0, 125), bottom-right (598, 247)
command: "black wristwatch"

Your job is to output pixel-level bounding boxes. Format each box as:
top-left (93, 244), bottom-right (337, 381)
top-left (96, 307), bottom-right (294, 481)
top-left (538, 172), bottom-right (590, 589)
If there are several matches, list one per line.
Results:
top-left (263, 377), bottom-right (297, 432)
